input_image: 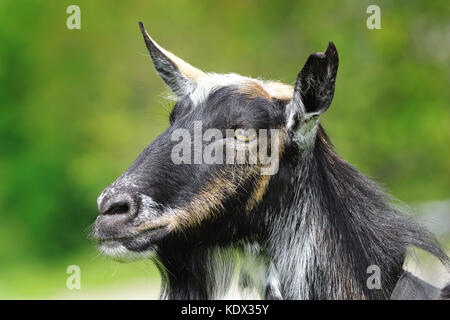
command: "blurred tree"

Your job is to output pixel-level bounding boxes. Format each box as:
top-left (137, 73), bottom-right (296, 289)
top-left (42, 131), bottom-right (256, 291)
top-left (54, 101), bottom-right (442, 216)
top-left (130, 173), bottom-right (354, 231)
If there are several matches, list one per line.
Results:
top-left (0, 0), bottom-right (448, 265)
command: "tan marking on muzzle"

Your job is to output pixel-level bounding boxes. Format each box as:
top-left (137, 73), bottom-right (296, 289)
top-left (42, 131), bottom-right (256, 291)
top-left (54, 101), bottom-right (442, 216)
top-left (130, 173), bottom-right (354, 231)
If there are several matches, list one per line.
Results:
top-left (132, 129), bottom-right (286, 233)
top-left (131, 215), bottom-right (177, 233)
top-left (130, 168), bottom-right (257, 233)
top-left (170, 167), bottom-right (258, 230)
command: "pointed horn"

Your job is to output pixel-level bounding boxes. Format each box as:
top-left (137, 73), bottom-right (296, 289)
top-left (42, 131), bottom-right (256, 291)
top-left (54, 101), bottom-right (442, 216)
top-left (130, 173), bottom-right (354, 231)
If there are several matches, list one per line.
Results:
top-left (139, 22), bottom-right (206, 97)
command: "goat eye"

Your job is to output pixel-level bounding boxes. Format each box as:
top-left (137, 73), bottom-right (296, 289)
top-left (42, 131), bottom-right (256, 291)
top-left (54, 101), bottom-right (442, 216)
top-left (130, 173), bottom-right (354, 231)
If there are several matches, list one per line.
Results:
top-left (234, 128), bottom-right (257, 142)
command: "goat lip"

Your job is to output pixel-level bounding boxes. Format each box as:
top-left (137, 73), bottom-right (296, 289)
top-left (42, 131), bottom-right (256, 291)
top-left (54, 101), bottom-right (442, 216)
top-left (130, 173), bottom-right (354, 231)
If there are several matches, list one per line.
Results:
top-left (95, 225), bottom-right (169, 243)
top-left (97, 239), bottom-right (122, 248)
top-left (97, 236), bottom-right (128, 243)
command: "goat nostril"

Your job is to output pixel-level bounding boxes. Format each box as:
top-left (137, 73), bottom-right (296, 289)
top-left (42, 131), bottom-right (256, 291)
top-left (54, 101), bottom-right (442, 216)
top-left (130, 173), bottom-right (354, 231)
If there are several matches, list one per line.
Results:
top-left (98, 192), bottom-right (138, 217)
top-left (104, 203), bottom-right (130, 215)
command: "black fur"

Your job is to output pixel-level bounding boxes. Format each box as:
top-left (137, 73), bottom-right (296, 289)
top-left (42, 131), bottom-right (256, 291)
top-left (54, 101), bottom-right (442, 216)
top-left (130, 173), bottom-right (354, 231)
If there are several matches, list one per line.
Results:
top-left (440, 283), bottom-right (450, 300)
top-left (92, 33), bottom-right (449, 299)
top-left (148, 91), bottom-right (449, 299)
top-left (257, 127), bottom-right (449, 299)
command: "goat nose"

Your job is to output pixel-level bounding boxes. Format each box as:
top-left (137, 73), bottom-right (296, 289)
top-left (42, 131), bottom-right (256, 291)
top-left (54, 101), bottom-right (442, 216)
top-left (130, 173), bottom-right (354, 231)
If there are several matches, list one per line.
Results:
top-left (98, 192), bottom-right (138, 218)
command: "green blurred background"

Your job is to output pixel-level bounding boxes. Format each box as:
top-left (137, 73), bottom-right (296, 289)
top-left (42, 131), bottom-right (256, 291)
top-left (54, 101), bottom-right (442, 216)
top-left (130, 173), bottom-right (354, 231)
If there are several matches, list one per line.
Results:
top-left (0, 0), bottom-right (448, 299)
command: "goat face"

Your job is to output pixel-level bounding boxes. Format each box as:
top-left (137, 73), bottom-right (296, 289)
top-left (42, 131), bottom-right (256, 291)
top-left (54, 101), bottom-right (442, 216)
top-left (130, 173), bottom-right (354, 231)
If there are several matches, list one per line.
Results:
top-left (91, 22), bottom-right (338, 261)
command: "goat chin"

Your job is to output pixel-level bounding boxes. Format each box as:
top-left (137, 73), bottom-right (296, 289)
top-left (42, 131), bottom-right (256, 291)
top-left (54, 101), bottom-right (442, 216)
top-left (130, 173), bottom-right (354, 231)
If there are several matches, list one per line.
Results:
top-left (98, 240), bottom-right (156, 262)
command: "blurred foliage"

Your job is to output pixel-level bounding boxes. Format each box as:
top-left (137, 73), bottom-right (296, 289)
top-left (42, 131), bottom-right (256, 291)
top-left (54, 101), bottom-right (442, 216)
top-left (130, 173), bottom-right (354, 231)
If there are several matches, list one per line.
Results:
top-left (0, 0), bottom-right (449, 297)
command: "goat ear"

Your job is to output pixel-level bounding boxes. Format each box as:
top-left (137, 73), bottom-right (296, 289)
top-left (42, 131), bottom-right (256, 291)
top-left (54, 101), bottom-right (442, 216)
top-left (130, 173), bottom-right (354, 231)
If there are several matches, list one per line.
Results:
top-left (139, 22), bottom-right (206, 97)
top-left (286, 42), bottom-right (338, 131)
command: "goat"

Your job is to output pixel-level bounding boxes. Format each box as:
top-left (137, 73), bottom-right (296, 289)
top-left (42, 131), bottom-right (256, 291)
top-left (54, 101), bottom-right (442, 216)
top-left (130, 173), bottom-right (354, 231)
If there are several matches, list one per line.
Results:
top-left (91, 22), bottom-right (449, 299)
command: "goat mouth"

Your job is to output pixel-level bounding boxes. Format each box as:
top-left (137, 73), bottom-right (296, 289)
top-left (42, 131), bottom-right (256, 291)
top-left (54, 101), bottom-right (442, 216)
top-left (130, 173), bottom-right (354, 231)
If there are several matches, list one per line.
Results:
top-left (95, 224), bottom-right (169, 254)
top-left (96, 224), bottom-right (169, 242)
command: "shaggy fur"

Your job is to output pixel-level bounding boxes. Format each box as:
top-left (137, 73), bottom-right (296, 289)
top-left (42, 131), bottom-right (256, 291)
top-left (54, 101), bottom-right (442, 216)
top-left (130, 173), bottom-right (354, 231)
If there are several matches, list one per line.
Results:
top-left (440, 283), bottom-right (450, 300)
top-left (91, 23), bottom-right (449, 300)
top-left (151, 125), bottom-right (449, 299)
